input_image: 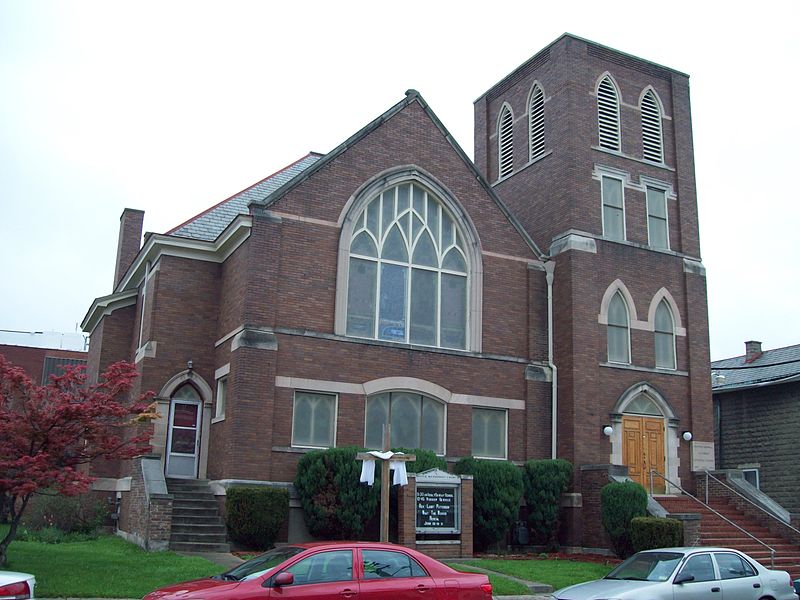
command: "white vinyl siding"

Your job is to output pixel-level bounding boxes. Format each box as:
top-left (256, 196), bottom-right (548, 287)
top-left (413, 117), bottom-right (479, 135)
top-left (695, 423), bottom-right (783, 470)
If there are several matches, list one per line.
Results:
top-left (528, 84), bottom-right (545, 161)
top-left (608, 292), bottom-right (631, 364)
top-left (498, 105), bottom-right (514, 178)
top-left (641, 90), bottom-right (664, 163)
top-left (646, 187), bottom-right (669, 249)
top-left (602, 175), bottom-right (625, 241)
top-left (597, 76), bottom-right (621, 151)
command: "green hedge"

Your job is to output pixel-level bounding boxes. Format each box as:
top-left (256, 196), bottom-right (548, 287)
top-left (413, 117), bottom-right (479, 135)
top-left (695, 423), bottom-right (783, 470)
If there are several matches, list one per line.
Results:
top-left (631, 516), bottom-right (683, 551)
top-left (225, 487), bottom-right (289, 550)
top-left (454, 458), bottom-right (523, 551)
top-left (391, 447), bottom-right (448, 473)
top-left (523, 459), bottom-right (573, 549)
top-left (294, 447), bottom-right (379, 539)
top-left (601, 481), bottom-right (648, 558)
top-left (23, 492), bottom-right (108, 534)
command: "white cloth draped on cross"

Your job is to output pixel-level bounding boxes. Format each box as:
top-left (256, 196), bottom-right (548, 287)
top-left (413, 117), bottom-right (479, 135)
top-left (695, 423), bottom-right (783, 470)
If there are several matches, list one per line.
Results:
top-left (358, 450), bottom-right (409, 486)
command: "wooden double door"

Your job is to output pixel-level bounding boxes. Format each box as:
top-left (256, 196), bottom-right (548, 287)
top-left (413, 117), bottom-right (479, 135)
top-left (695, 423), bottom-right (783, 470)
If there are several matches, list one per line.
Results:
top-left (622, 415), bottom-right (665, 494)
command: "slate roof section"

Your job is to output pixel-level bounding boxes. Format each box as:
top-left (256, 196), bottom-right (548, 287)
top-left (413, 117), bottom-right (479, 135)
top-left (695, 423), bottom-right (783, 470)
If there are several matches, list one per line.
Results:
top-left (168, 153), bottom-right (322, 241)
top-left (711, 343), bottom-right (800, 392)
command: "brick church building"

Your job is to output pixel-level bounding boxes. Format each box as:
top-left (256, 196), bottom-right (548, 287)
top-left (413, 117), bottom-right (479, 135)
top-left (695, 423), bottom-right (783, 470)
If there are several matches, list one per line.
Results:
top-left (83, 34), bottom-right (713, 552)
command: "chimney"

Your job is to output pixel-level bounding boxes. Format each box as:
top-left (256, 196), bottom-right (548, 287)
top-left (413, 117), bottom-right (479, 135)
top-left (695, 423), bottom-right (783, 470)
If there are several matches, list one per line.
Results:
top-left (744, 340), bottom-right (763, 363)
top-left (113, 208), bottom-right (145, 288)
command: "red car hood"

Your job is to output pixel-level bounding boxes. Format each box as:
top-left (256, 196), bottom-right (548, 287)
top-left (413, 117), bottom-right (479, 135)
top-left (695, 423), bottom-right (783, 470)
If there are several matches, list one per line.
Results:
top-left (142, 577), bottom-right (241, 599)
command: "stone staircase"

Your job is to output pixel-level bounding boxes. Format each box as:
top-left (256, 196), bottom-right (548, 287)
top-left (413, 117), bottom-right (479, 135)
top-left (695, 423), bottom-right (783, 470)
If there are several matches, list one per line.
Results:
top-left (657, 495), bottom-right (800, 579)
top-left (166, 478), bottom-right (230, 552)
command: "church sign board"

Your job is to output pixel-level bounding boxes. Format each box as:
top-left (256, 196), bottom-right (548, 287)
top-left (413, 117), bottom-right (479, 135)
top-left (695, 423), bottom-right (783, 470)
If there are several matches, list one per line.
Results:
top-left (415, 469), bottom-right (461, 534)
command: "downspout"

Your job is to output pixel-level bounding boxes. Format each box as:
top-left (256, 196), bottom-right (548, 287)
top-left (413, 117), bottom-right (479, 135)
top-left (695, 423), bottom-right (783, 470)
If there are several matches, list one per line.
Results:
top-left (544, 260), bottom-right (557, 459)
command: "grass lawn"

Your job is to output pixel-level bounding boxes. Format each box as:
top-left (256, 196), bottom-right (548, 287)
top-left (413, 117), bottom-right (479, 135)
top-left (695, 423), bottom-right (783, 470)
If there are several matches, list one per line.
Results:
top-left (3, 533), bottom-right (222, 598)
top-left (448, 563), bottom-right (531, 596)
top-left (463, 557), bottom-right (615, 591)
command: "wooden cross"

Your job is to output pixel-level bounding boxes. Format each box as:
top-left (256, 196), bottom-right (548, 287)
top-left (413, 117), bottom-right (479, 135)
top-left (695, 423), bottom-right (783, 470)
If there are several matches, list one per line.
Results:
top-left (356, 424), bottom-right (415, 542)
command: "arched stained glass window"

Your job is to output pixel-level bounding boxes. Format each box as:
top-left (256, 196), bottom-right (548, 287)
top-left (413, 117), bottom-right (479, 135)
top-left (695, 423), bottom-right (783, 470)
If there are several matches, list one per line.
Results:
top-left (608, 292), bottom-right (630, 364)
top-left (346, 182), bottom-right (469, 349)
top-left (654, 300), bottom-right (676, 369)
top-left (365, 391), bottom-right (444, 454)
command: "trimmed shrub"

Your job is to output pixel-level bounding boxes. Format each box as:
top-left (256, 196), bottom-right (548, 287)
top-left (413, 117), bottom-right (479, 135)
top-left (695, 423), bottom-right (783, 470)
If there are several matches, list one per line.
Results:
top-left (225, 487), bottom-right (289, 550)
top-left (454, 458), bottom-right (523, 552)
top-left (294, 447), bottom-right (379, 539)
top-left (601, 481), bottom-right (648, 558)
top-left (523, 459), bottom-right (573, 549)
top-left (631, 516), bottom-right (683, 551)
top-left (391, 448), bottom-right (448, 474)
top-left (23, 492), bottom-right (108, 534)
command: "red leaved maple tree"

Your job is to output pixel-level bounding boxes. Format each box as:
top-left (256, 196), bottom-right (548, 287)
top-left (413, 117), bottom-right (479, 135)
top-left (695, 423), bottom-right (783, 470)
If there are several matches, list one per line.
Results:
top-left (0, 355), bottom-right (157, 566)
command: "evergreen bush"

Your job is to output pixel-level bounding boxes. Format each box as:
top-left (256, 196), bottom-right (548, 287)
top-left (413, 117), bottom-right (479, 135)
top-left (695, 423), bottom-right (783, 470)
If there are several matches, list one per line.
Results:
top-left (454, 457), bottom-right (523, 551)
top-left (391, 447), bottom-right (448, 473)
top-left (23, 492), bottom-right (108, 534)
top-left (225, 487), bottom-right (289, 550)
top-left (600, 481), bottom-right (648, 557)
top-left (294, 447), bottom-right (379, 539)
top-left (523, 459), bottom-right (573, 549)
top-left (631, 516), bottom-right (683, 551)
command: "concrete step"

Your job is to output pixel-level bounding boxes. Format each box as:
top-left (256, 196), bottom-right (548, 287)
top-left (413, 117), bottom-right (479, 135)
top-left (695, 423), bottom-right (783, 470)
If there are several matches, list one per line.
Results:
top-left (171, 523), bottom-right (227, 534)
top-left (170, 531), bottom-right (229, 543)
top-left (169, 541), bottom-right (231, 552)
top-left (171, 507), bottom-right (220, 519)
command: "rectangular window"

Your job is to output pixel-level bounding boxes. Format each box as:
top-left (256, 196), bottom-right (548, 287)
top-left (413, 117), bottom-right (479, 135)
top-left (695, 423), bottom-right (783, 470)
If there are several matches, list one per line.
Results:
top-left (472, 408), bottom-right (507, 459)
top-left (602, 176), bottom-right (625, 241)
top-left (215, 376), bottom-right (228, 419)
top-left (646, 187), bottom-right (669, 249)
top-left (292, 391), bottom-right (336, 448)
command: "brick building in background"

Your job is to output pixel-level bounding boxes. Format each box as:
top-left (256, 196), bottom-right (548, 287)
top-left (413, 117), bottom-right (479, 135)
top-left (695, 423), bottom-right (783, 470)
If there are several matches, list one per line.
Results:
top-left (82, 34), bottom-right (715, 553)
top-left (0, 332), bottom-right (87, 385)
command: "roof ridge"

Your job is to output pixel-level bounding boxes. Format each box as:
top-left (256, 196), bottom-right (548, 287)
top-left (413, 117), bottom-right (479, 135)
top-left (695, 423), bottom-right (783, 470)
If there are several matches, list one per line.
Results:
top-left (166, 152), bottom-right (323, 235)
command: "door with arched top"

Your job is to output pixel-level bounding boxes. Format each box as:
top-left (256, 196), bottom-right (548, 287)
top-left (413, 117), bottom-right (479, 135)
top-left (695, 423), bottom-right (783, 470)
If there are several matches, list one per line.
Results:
top-left (621, 393), bottom-right (666, 494)
top-left (165, 384), bottom-right (202, 478)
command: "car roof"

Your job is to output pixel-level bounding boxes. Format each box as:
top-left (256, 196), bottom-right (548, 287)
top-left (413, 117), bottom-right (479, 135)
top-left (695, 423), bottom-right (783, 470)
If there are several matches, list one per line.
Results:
top-left (284, 541), bottom-right (420, 551)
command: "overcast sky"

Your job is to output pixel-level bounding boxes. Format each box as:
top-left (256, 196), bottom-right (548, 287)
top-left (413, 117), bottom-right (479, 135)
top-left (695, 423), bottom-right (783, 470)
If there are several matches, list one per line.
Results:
top-left (1, 0), bottom-right (797, 361)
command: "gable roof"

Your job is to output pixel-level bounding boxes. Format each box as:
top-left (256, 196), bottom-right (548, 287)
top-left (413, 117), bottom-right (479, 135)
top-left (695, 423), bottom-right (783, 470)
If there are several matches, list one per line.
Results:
top-left (168, 153), bottom-right (322, 241)
top-left (251, 90), bottom-right (546, 261)
top-left (711, 343), bottom-right (800, 392)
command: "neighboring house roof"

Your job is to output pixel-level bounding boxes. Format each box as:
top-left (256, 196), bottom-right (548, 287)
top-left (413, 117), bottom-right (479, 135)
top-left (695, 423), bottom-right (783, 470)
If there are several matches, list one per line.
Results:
top-left (167, 153), bottom-right (322, 241)
top-left (711, 343), bottom-right (800, 392)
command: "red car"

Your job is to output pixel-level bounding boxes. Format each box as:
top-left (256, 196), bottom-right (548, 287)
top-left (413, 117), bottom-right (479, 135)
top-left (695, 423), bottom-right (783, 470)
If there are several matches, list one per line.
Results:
top-left (143, 541), bottom-right (492, 600)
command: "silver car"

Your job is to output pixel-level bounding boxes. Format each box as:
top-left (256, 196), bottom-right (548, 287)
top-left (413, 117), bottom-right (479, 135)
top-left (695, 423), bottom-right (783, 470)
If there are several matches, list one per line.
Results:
top-left (551, 547), bottom-right (798, 600)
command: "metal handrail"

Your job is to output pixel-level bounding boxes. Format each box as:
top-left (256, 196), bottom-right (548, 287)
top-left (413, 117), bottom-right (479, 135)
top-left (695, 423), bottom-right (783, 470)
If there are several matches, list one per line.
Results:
top-left (703, 470), bottom-right (800, 537)
top-left (649, 469), bottom-right (776, 568)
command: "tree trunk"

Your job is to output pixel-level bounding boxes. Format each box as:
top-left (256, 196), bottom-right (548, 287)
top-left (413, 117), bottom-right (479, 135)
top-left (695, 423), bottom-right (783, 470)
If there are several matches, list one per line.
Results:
top-left (0, 495), bottom-right (29, 568)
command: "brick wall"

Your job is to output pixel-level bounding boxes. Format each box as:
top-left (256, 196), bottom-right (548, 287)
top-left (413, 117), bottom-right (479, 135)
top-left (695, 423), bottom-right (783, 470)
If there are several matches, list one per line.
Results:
top-left (0, 344), bottom-right (86, 385)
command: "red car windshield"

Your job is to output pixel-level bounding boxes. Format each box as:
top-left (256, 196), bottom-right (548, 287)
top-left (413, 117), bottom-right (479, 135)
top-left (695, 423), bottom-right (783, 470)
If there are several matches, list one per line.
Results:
top-left (219, 546), bottom-right (306, 581)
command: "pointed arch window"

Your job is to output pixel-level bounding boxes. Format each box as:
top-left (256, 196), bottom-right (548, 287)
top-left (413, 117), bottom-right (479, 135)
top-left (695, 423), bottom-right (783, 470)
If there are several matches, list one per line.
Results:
top-left (346, 182), bottom-right (469, 350)
top-left (498, 105), bottom-right (514, 179)
top-left (654, 300), bottom-right (676, 369)
top-left (608, 292), bottom-right (630, 364)
top-left (597, 76), bottom-right (621, 151)
top-left (528, 84), bottom-right (545, 161)
top-left (641, 90), bottom-right (664, 163)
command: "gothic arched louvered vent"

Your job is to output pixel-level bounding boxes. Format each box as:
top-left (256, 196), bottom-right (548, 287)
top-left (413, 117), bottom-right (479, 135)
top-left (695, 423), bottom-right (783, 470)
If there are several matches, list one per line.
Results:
top-left (597, 76), bottom-right (621, 151)
top-left (498, 105), bottom-right (514, 179)
top-left (641, 90), bottom-right (664, 163)
top-left (528, 84), bottom-right (545, 161)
